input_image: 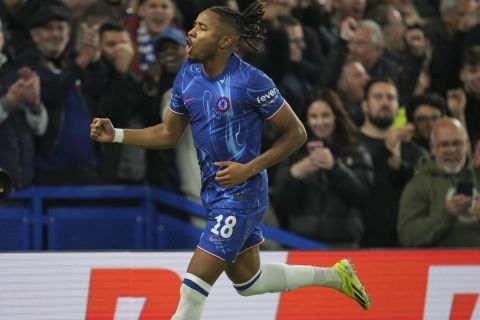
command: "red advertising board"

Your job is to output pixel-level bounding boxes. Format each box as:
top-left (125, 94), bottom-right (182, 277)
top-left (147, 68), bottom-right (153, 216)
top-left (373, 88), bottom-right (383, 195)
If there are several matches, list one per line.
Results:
top-left (0, 250), bottom-right (479, 319)
top-left (278, 250), bottom-right (480, 319)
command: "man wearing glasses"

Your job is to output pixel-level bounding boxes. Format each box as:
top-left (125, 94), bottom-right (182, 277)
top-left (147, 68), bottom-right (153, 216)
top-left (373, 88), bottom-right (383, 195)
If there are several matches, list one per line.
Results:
top-left (398, 118), bottom-right (480, 247)
top-left (405, 93), bottom-right (447, 152)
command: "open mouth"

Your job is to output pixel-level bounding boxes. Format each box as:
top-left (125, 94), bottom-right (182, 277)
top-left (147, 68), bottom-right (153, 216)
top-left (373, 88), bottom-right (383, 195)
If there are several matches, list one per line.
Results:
top-left (186, 37), bottom-right (192, 54)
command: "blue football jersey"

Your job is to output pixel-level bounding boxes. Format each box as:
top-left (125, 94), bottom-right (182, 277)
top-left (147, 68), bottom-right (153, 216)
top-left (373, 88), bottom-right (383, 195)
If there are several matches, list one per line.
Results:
top-left (170, 53), bottom-right (285, 209)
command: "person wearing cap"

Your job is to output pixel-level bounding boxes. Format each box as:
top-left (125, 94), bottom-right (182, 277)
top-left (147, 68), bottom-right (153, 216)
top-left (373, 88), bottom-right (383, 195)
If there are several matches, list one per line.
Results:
top-left (0, 0), bottom-right (64, 56)
top-left (143, 27), bottom-right (186, 98)
top-left (0, 18), bottom-right (48, 190)
top-left (136, 26), bottom-right (187, 188)
top-left (147, 27), bottom-right (197, 196)
top-left (10, 4), bottom-right (106, 185)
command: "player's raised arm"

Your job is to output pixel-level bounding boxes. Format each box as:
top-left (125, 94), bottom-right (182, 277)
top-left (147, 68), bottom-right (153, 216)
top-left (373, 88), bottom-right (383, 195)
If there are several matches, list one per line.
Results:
top-left (249, 101), bottom-right (307, 174)
top-left (90, 108), bottom-right (189, 149)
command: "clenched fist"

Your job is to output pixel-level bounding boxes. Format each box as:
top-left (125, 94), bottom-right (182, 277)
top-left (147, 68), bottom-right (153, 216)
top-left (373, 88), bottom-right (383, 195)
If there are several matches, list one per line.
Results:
top-left (90, 118), bottom-right (115, 143)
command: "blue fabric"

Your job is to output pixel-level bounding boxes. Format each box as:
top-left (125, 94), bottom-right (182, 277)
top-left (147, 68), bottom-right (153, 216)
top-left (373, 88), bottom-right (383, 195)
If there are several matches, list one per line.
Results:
top-left (35, 89), bottom-right (96, 170)
top-left (183, 278), bottom-right (209, 297)
top-left (197, 205), bottom-right (266, 262)
top-left (170, 54), bottom-right (285, 210)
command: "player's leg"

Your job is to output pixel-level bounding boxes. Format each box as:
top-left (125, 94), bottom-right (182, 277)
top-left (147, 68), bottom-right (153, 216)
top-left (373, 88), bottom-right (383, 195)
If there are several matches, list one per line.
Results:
top-left (172, 205), bottom-right (254, 320)
top-left (171, 248), bottom-right (226, 320)
top-left (226, 245), bottom-right (341, 294)
top-left (227, 234), bottom-right (370, 310)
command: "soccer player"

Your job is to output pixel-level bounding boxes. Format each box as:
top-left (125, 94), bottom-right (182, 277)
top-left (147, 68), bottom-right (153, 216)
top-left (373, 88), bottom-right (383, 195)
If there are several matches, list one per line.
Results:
top-left (90, 1), bottom-right (370, 318)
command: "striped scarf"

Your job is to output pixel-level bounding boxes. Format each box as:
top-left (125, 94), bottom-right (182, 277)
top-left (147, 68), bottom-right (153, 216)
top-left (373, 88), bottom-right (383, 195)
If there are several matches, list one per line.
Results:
top-left (136, 21), bottom-right (156, 73)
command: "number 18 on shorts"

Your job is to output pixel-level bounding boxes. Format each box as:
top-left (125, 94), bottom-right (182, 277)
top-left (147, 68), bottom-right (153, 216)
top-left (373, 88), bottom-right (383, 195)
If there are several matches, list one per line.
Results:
top-left (197, 206), bottom-right (267, 262)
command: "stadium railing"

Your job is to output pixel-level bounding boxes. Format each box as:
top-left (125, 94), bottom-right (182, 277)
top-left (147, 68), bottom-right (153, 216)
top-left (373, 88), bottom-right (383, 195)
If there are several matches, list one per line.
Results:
top-left (0, 186), bottom-right (329, 251)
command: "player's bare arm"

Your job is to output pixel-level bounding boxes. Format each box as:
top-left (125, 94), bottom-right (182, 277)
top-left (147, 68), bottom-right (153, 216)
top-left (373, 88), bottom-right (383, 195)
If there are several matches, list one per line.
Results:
top-left (215, 102), bottom-right (307, 187)
top-left (90, 108), bottom-right (189, 149)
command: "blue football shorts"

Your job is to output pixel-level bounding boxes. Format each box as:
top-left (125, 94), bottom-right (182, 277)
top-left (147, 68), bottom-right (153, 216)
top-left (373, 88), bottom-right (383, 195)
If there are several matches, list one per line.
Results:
top-left (197, 205), bottom-right (267, 262)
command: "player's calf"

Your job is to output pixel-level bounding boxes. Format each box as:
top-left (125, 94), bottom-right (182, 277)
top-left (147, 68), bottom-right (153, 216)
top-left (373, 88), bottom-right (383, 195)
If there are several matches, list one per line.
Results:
top-left (171, 273), bottom-right (211, 320)
top-left (233, 262), bottom-right (341, 296)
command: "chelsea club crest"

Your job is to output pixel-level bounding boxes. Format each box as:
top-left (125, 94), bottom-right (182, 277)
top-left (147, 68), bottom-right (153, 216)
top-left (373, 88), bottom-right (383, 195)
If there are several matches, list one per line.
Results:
top-left (215, 96), bottom-right (231, 112)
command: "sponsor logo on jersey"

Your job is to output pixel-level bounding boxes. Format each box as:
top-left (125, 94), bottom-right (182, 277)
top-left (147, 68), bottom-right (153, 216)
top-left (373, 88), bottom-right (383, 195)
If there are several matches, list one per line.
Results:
top-left (256, 88), bottom-right (279, 104)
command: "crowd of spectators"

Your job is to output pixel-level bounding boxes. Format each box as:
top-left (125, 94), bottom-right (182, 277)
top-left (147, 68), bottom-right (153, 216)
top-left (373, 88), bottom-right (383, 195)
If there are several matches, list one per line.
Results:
top-left (0, 0), bottom-right (479, 248)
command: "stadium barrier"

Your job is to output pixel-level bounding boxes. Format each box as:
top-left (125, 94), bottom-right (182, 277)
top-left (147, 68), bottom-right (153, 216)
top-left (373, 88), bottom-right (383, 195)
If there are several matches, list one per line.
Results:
top-left (0, 186), bottom-right (328, 251)
top-left (0, 250), bottom-right (479, 319)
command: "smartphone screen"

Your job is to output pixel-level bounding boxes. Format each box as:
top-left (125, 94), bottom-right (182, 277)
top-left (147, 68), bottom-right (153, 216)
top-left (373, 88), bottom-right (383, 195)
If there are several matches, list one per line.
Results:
top-left (307, 141), bottom-right (324, 154)
top-left (455, 181), bottom-right (473, 196)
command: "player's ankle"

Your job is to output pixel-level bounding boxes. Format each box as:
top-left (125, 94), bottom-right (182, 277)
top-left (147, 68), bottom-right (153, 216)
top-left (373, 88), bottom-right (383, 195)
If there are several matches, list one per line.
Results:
top-left (313, 267), bottom-right (342, 289)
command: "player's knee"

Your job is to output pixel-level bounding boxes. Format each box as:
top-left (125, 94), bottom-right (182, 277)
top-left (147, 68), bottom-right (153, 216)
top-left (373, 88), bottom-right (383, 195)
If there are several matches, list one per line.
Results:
top-left (235, 285), bottom-right (262, 296)
top-left (180, 282), bottom-right (207, 303)
top-left (236, 288), bottom-right (253, 296)
top-left (233, 269), bottom-right (263, 297)
top-left (181, 273), bottom-right (212, 302)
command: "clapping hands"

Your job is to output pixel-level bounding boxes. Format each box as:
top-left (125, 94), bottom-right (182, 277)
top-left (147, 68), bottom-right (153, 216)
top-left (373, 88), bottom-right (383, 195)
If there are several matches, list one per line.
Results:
top-left (6, 67), bottom-right (41, 111)
top-left (76, 23), bottom-right (100, 68)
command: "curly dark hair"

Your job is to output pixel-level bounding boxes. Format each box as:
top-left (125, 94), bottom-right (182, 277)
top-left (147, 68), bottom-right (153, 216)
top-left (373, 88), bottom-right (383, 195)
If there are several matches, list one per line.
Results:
top-left (405, 93), bottom-right (446, 122)
top-left (209, 0), bottom-right (266, 51)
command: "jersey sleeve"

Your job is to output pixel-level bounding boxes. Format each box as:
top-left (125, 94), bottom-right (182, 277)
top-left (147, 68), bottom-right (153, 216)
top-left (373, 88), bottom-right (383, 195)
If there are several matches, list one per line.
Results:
top-left (245, 68), bottom-right (285, 119)
top-left (169, 64), bottom-right (187, 114)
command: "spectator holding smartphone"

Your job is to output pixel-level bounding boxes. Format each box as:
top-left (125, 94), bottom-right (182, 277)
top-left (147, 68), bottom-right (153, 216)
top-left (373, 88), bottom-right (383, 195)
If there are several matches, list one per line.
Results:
top-left (272, 88), bottom-right (373, 248)
top-left (398, 118), bottom-right (480, 247)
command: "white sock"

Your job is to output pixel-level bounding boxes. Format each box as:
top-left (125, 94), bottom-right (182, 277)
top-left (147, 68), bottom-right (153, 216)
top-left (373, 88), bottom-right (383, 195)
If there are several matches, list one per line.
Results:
top-left (234, 262), bottom-right (341, 296)
top-left (171, 273), bottom-right (211, 320)
top-left (313, 267), bottom-right (342, 289)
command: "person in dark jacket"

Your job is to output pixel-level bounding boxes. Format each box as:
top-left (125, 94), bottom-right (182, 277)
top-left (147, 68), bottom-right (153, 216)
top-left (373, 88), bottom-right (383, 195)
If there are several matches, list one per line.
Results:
top-left (0, 19), bottom-right (47, 189)
top-left (272, 88), bottom-right (373, 247)
top-left (405, 92), bottom-right (447, 152)
top-left (0, 0), bottom-right (63, 57)
top-left (359, 78), bottom-right (426, 247)
top-left (332, 61), bottom-right (370, 127)
top-left (13, 4), bottom-right (106, 185)
top-left (459, 45), bottom-right (480, 147)
top-left (423, 0), bottom-right (478, 94)
top-left (322, 17), bottom-right (425, 105)
top-left (92, 21), bottom-right (145, 184)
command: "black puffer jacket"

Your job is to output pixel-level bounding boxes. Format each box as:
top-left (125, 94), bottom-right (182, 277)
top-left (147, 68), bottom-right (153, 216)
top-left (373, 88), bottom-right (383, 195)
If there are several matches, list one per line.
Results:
top-left (272, 145), bottom-right (373, 245)
top-left (0, 99), bottom-right (34, 189)
top-left (0, 61), bottom-right (34, 189)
